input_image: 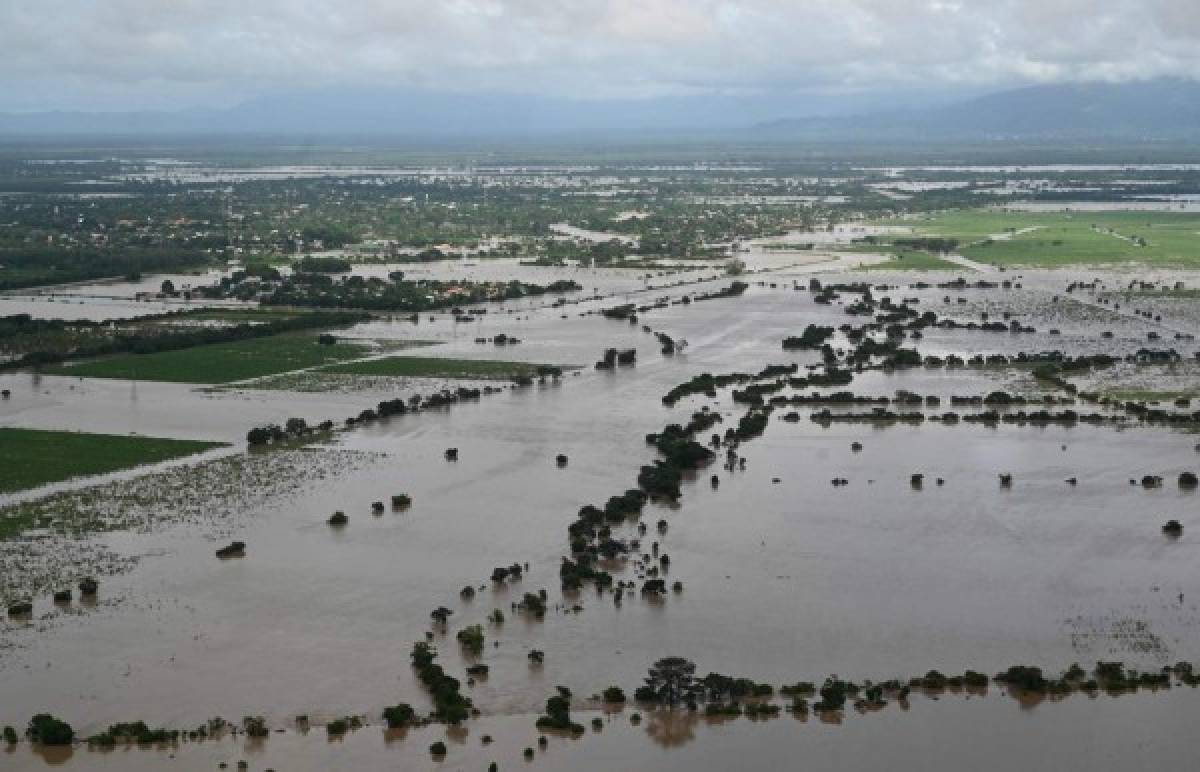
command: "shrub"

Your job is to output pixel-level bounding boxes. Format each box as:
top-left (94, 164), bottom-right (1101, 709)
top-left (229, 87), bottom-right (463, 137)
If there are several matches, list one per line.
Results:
top-left (602, 686), bottom-right (626, 703)
top-left (26, 714), bottom-right (74, 746)
top-left (382, 704), bottom-right (415, 729)
top-left (456, 624), bottom-right (485, 656)
top-left (242, 716), bottom-right (269, 738)
top-left (994, 665), bottom-right (1047, 693)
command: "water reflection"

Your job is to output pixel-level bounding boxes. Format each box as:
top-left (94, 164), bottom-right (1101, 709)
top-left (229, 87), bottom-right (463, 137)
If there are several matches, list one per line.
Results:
top-left (30, 745), bottom-right (73, 766)
top-left (644, 709), bottom-right (698, 748)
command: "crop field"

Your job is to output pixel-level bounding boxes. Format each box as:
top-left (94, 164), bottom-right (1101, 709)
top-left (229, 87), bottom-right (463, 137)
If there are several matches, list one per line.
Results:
top-left (0, 428), bottom-right (225, 498)
top-left (876, 209), bottom-right (1200, 267)
top-left (9, 147), bottom-right (1200, 772)
top-left (47, 334), bottom-right (374, 383)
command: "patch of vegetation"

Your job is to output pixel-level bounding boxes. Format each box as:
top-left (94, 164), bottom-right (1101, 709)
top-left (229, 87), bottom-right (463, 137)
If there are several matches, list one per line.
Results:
top-left (1101, 389), bottom-right (1198, 403)
top-left (535, 687), bottom-right (585, 734)
top-left (857, 250), bottom-right (961, 271)
top-left (26, 714), bottom-right (74, 746)
top-left (49, 333), bottom-right (373, 383)
top-left (0, 428), bottom-right (225, 496)
top-left (456, 624), bottom-right (485, 656)
top-left (382, 703), bottom-right (416, 729)
top-left (87, 721), bottom-right (180, 747)
top-left (205, 269), bottom-right (582, 312)
top-left (322, 356), bottom-right (566, 380)
top-left (2, 310), bottom-right (369, 372)
top-left (878, 209), bottom-right (1200, 268)
top-left (0, 246), bottom-right (207, 291)
top-left (294, 256), bottom-right (352, 273)
top-left (411, 642), bottom-right (473, 724)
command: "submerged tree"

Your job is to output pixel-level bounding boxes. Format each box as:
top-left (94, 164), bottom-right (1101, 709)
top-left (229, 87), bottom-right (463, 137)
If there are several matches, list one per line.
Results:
top-left (640, 657), bottom-right (697, 706)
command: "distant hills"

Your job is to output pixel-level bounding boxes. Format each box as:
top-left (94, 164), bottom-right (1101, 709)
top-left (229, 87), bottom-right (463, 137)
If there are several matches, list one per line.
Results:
top-left (1, 79), bottom-right (1198, 140)
top-left (0, 89), bottom-right (881, 137)
top-left (755, 79), bottom-right (1200, 140)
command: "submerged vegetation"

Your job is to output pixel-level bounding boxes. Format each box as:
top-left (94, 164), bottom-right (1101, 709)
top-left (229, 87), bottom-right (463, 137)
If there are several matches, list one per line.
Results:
top-left (322, 356), bottom-right (566, 380)
top-left (410, 642), bottom-right (473, 725)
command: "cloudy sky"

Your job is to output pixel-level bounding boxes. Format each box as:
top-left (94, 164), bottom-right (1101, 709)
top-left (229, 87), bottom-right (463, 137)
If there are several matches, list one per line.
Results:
top-left (3, 0), bottom-right (1199, 112)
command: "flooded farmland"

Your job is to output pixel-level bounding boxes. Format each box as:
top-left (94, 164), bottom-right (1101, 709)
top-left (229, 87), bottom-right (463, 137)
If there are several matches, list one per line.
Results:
top-left (4, 152), bottom-right (1200, 771)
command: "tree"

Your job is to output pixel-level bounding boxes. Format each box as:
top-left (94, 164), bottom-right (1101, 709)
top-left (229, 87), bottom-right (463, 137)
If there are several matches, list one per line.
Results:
top-left (26, 714), bottom-right (74, 746)
top-left (643, 657), bottom-right (697, 706)
top-left (456, 624), bottom-right (484, 656)
top-left (535, 686), bottom-right (583, 733)
top-left (382, 703), bottom-right (415, 729)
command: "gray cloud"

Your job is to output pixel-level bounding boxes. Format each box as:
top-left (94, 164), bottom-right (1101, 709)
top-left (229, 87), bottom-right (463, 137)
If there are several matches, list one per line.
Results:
top-left (3, 0), bottom-right (1200, 110)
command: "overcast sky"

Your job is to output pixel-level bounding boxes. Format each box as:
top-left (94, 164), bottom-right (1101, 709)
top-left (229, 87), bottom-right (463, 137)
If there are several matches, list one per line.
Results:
top-left (3, 0), bottom-right (1200, 111)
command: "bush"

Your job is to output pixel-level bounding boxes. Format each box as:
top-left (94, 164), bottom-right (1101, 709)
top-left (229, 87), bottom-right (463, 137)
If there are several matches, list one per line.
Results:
top-left (26, 714), bottom-right (74, 746)
top-left (456, 624), bottom-right (485, 656)
top-left (994, 665), bottom-right (1047, 693)
top-left (242, 716), bottom-right (268, 738)
top-left (518, 592), bottom-right (547, 616)
top-left (602, 686), bottom-right (626, 703)
top-left (382, 704), bottom-right (415, 729)
top-left (87, 721), bottom-right (181, 747)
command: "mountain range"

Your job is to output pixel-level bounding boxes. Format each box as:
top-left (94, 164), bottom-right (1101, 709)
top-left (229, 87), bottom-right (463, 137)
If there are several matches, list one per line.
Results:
top-left (755, 78), bottom-right (1200, 140)
top-left (1, 79), bottom-right (1197, 140)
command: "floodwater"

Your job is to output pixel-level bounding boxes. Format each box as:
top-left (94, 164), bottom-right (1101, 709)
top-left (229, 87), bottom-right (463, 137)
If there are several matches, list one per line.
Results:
top-left (3, 260), bottom-right (1200, 770)
top-left (7, 690), bottom-right (1200, 772)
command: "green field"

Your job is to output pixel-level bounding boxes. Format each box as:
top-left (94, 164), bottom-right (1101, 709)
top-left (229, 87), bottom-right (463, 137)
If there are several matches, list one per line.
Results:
top-left (0, 428), bottom-right (226, 498)
top-left (322, 356), bottom-right (562, 379)
top-left (872, 209), bottom-right (1200, 267)
top-left (48, 334), bottom-right (373, 383)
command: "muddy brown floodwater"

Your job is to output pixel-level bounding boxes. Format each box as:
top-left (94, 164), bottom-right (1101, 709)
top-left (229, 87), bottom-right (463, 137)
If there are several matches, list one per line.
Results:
top-left (3, 259), bottom-right (1200, 770)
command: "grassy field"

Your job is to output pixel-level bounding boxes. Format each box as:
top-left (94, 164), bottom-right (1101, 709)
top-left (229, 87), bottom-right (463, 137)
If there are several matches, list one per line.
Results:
top-left (0, 428), bottom-right (226, 497)
top-left (322, 356), bottom-right (562, 379)
top-left (47, 334), bottom-right (373, 384)
top-left (872, 209), bottom-right (1200, 267)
